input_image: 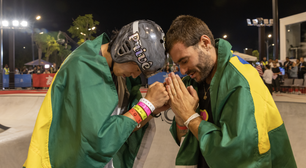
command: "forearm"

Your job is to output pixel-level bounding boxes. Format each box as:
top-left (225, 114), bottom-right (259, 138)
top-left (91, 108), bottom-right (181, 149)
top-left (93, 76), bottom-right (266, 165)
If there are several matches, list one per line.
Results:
top-left (188, 117), bottom-right (202, 140)
top-left (175, 116), bottom-right (188, 143)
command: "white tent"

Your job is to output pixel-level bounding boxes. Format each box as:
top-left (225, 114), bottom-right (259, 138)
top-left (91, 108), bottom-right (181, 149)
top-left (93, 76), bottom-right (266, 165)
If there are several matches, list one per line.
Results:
top-left (233, 53), bottom-right (257, 62)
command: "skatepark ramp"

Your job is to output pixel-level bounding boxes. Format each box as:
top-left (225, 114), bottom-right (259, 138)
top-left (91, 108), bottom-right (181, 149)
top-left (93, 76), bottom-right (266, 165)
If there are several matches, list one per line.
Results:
top-left (0, 92), bottom-right (305, 168)
top-left (0, 94), bottom-right (45, 168)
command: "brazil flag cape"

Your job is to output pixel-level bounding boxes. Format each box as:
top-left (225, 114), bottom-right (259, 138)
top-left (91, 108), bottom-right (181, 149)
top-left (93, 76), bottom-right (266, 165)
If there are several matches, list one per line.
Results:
top-left (170, 39), bottom-right (297, 168)
top-left (23, 33), bottom-right (154, 168)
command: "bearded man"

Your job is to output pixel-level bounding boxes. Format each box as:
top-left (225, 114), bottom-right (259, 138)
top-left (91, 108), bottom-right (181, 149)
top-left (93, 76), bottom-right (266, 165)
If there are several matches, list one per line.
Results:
top-left (165, 15), bottom-right (296, 168)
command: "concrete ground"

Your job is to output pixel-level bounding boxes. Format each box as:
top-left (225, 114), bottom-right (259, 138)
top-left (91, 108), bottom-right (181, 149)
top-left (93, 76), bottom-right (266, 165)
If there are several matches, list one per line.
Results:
top-left (0, 92), bottom-right (305, 168)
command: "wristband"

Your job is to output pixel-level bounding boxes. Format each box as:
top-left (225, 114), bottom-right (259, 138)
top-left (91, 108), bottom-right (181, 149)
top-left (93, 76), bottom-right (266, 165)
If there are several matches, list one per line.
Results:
top-left (184, 113), bottom-right (200, 129)
top-left (133, 105), bottom-right (147, 120)
top-left (139, 98), bottom-right (155, 112)
top-left (176, 123), bottom-right (188, 130)
top-left (129, 108), bottom-right (142, 124)
top-left (137, 101), bottom-right (151, 116)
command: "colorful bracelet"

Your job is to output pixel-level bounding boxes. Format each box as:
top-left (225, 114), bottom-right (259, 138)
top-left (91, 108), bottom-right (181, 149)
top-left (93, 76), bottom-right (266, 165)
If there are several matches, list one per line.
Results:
top-left (129, 108), bottom-right (142, 124)
top-left (176, 123), bottom-right (188, 130)
top-left (137, 101), bottom-right (151, 116)
top-left (139, 98), bottom-right (155, 113)
top-left (133, 105), bottom-right (147, 120)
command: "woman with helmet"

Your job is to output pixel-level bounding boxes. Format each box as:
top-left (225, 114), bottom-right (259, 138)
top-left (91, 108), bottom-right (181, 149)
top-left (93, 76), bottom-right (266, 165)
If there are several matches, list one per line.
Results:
top-left (23, 20), bottom-right (169, 168)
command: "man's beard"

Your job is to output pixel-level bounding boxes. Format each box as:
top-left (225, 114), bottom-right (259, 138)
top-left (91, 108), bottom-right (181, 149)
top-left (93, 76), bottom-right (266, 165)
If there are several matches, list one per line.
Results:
top-left (187, 47), bottom-right (215, 83)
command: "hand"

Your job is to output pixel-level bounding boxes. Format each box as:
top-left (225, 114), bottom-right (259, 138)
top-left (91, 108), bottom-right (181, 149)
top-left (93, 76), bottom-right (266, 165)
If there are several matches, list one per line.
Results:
top-left (165, 72), bottom-right (199, 121)
top-left (145, 82), bottom-right (169, 109)
top-left (152, 103), bottom-right (170, 115)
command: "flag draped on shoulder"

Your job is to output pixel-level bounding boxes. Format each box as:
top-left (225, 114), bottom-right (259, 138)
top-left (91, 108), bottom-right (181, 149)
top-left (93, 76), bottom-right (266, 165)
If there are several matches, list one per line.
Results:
top-left (23, 33), bottom-right (149, 168)
top-left (170, 39), bottom-right (297, 168)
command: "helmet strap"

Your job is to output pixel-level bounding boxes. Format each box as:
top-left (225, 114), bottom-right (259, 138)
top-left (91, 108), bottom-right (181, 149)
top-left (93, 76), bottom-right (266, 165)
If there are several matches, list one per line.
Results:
top-left (110, 60), bottom-right (115, 72)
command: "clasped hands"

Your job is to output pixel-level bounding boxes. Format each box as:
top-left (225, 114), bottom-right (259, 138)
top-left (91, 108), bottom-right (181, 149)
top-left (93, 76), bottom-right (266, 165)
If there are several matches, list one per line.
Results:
top-left (145, 72), bottom-right (199, 121)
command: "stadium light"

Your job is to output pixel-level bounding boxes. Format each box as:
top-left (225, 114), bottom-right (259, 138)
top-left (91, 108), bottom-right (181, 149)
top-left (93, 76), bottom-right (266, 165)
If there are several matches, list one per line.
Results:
top-left (20, 21), bottom-right (28, 27)
top-left (2, 20), bottom-right (9, 27)
top-left (12, 20), bottom-right (19, 27)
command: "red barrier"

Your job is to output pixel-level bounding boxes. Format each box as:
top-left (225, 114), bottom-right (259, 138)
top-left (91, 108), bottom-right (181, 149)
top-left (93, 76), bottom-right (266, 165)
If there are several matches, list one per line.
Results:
top-left (32, 74), bottom-right (55, 87)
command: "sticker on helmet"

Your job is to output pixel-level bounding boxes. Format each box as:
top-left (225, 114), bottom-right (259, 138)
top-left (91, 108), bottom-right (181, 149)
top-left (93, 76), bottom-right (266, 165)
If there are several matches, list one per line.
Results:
top-left (129, 32), bottom-right (153, 70)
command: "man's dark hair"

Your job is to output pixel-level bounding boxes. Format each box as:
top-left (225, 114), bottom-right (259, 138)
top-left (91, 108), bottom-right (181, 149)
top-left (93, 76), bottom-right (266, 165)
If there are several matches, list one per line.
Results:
top-left (165, 15), bottom-right (215, 53)
top-left (266, 65), bottom-right (270, 69)
top-left (107, 29), bottom-right (119, 53)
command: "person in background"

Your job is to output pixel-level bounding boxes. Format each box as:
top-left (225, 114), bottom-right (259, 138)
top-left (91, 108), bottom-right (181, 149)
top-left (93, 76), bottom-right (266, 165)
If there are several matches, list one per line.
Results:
top-left (43, 69), bottom-right (50, 74)
top-left (171, 63), bottom-right (177, 72)
top-left (289, 62), bottom-right (298, 79)
top-left (4, 64), bottom-right (9, 75)
top-left (164, 64), bottom-right (170, 73)
top-left (50, 63), bottom-right (57, 73)
top-left (22, 66), bottom-right (28, 75)
top-left (284, 57), bottom-right (293, 78)
top-left (269, 59), bottom-right (273, 67)
top-left (262, 65), bottom-right (273, 95)
top-left (15, 67), bottom-right (20, 74)
top-left (32, 66), bottom-right (37, 74)
top-left (276, 58), bottom-right (282, 67)
top-left (255, 62), bottom-right (263, 77)
top-left (272, 61), bottom-right (282, 93)
top-left (262, 57), bottom-right (268, 67)
top-left (27, 67), bottom-right (34, 74)
top-left (35, 66), bottom-right (43, 74)
top-left (298, 57), bottom-right (306, 79)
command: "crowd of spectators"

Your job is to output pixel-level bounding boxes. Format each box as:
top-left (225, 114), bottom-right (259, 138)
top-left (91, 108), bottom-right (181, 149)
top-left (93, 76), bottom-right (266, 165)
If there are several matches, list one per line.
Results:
top-left (164, 62), bottom-right (179, 73)
top-left (253, 56), bottom-right (306, 95)
top-left (13, 63), bottom-right (58, 75)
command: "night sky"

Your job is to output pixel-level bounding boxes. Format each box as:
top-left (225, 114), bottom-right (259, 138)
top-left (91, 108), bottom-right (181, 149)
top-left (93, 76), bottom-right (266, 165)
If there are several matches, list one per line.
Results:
top-left (2, 0), bottom-right (306, 66)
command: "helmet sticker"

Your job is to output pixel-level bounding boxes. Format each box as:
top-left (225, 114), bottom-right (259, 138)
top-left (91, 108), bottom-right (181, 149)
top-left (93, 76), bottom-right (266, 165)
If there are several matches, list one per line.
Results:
top-left (129, 32), bottom-right (153, 70)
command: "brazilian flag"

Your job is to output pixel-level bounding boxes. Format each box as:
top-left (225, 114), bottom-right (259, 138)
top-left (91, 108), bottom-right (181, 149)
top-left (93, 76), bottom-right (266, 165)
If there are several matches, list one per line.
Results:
top-left (23, 33), bottom-right (150, 168)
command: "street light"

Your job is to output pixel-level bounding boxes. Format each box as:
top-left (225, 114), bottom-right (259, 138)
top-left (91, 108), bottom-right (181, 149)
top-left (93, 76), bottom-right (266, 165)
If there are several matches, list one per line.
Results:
top-left (0, 18), bottom-right (29, 89)
top-left (36, 15), bottom-right (41, 20)
top-left (247, 17), bottom-right (273, 61)
top-left (265, 34), bottom-right (274, 60)
top-left (223, 35), bottom-right (227, 39)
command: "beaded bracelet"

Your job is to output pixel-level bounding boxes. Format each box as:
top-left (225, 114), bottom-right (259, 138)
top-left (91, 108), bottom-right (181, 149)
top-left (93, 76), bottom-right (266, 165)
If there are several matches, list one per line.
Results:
top-left (133, 105), bottom-right (147, 120)
top-left (137, 101), bottom-right (151, 116)
top-left (129, 108), bottom-right (142, 124)
top-left (139, 98), bottom-right (155, 113)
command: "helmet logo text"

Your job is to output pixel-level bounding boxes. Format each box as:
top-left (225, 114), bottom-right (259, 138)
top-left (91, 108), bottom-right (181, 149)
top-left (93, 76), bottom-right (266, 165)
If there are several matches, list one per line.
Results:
top-left (129, 32), bottom-right (153, 70)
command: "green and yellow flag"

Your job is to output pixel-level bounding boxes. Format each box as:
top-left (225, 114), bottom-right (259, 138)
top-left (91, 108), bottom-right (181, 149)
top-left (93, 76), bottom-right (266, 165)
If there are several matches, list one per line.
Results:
top-left (170, 39), bottom-right (297, 168)
top-left (23, 33), bottom-right (148, 168)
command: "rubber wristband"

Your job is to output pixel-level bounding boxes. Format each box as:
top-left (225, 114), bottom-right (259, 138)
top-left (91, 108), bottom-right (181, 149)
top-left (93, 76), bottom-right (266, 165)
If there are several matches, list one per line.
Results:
top-left (133, 105), bottom-right (147, 120)
top-left (129, 108), bottom-right (142, 124)
top-left (137, 102), bottom-right (151, 116)
top-left (139, 98), bottom-right (155, 112)
top-left (176, 123), bottom-right (188, 130)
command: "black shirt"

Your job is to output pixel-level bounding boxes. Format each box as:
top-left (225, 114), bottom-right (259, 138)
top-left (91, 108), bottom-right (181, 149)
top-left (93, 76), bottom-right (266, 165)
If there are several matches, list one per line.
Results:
top-left (272, 67), bottom-right (280, 79)
top-left (197, 81), bottom-right (214, 168)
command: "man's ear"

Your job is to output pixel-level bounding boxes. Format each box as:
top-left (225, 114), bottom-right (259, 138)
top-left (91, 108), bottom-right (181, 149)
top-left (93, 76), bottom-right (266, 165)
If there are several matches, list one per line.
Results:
top-left (200, 35), bottom-right (212, 50)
